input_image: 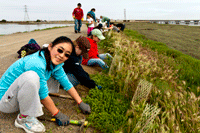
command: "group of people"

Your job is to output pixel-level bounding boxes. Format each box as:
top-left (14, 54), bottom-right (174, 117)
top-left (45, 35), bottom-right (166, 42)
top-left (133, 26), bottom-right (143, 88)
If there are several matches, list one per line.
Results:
top-left (0, 21), bottom-right (112, 132)
top-left (72, 3), bottom-right (125, 36)
top-left (0, 3), bottom-right (127, 133)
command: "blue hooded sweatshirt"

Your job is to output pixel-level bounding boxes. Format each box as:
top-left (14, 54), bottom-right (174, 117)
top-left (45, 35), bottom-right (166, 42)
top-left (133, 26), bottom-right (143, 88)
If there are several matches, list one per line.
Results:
top-left (0, 50), bottom-right (73, 100)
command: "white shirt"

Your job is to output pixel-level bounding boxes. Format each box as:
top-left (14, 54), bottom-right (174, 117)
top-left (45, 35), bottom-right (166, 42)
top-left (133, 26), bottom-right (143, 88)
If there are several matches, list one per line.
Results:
top-left (87, 18), bottom-right (94, 27)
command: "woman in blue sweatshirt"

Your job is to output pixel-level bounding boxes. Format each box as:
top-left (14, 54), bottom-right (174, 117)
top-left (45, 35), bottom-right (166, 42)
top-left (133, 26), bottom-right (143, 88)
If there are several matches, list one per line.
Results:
top-left (0, 36), bottom-right (91, 133)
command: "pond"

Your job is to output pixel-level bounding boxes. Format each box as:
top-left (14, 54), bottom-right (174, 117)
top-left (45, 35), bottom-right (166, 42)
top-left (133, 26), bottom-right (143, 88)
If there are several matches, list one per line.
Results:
top-left (0, 23), bottom-right (74, 35)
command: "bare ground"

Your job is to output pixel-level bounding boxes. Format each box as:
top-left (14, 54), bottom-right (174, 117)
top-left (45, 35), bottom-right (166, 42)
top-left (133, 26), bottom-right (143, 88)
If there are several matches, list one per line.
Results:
top-left (0, 25), bottom-right (101, 133)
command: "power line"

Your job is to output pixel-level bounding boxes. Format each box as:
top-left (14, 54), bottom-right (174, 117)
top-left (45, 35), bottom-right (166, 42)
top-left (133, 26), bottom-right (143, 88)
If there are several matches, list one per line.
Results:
top-left (24, 5), bottom-right (30, 21)
top-left (124, 9), bottom-right (126, 20)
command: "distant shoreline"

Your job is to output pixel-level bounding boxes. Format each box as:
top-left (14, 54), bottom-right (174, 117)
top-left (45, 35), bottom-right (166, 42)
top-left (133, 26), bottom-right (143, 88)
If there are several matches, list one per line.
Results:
top-left (0, 20), bottom-right (87, 25)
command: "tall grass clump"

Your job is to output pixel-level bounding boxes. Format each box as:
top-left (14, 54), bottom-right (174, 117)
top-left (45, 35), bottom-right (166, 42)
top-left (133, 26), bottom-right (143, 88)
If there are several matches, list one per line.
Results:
top-left (86, 31), bottom-right (199, 132)
top-left (124, 29), bottom-right (200, 96)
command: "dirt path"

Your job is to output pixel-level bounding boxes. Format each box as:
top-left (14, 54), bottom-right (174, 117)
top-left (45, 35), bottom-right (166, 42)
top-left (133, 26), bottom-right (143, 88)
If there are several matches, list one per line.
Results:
top-left (0, 25), bottom-right (101, 133)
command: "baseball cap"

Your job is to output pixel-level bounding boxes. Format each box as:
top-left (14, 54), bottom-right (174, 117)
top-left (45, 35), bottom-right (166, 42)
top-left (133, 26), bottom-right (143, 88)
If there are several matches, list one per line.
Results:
top-left (75, 36), bottom-right (90, 59)
top-left (91, 29), bottom-right (105, 40)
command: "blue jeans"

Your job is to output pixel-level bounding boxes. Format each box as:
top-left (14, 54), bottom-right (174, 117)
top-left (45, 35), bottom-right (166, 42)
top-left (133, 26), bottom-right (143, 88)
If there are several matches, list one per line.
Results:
top-left (87, 53), bottom-right (112, 69)
top-left (66, 73), bottom-right (80, 86)
top-left (74, 19), bottom-right (82, 32)
top-left (107, 19), bottom-right (110, 27)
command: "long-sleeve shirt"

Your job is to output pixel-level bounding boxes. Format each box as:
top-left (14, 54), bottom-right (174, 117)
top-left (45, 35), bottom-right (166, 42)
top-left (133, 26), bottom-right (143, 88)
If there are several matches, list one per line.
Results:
top-left (63, 51), bottom-right (96, 88)
top-left (0, 51), bottom-right (73, 100)
top-left (72, 8), bottom-right (84, 20)
top-left (82, 37), bottom-right (99, 65)
top-left (87, 11), bottom-right (96, 22)
top-left (101, 16), bottom-right (110, 22)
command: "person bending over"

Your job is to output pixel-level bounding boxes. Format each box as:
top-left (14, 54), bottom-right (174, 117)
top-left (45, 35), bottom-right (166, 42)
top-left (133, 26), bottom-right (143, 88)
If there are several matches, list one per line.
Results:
top-left (63, 36), bottom-right (102, 89)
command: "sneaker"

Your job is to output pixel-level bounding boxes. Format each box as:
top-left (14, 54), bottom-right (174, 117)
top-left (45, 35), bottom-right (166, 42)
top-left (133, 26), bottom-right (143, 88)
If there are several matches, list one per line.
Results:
top-left (15, 114), bottom-right (45, 133)
top-left (78, 31), bottom-right (81, 33)
top-left (75, 30), bottom-right (77, 33)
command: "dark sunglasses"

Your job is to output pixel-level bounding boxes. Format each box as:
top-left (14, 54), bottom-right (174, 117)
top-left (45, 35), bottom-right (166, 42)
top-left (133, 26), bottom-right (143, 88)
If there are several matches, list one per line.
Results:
top-left (55, 47), bottom-right (70, 58)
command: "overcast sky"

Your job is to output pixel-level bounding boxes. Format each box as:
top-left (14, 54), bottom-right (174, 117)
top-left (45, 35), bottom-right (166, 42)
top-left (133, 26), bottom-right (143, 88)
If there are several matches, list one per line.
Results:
top-left (0, 0), bottom-right (200, 21)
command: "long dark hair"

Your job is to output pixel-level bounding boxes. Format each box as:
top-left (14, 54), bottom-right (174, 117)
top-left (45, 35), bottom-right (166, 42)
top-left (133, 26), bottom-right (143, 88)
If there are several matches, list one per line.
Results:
top-left (25, 36), bottom-right (74, 71)
top-left (39, 36), bottom-right (75, 71)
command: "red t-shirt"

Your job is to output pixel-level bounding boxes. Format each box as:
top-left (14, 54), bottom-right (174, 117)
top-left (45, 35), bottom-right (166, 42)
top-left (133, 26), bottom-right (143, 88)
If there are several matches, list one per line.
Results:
top-left (72, 8), bottom-right (84, 20)
top-left (82, 37), bottom-right (99, 65)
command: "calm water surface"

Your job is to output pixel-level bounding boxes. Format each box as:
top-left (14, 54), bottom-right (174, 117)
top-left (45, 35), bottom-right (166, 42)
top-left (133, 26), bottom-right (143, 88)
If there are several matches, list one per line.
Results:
top-left (0, 23), bottom-right (74, 35)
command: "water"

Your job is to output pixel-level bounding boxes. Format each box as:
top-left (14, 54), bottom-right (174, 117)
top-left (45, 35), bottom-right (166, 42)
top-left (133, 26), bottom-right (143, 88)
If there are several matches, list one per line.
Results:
top-left (0, 23), bottom-right (74, 35)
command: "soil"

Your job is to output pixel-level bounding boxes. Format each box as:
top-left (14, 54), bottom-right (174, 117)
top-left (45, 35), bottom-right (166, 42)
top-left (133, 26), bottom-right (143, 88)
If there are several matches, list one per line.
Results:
top-left (0, 25), bottom-right (101, 133)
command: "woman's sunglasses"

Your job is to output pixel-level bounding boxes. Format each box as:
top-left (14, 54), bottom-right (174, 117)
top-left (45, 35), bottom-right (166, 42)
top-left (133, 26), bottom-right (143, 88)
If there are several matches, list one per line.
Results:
top-left (55, 47), bottom-right (70, 58)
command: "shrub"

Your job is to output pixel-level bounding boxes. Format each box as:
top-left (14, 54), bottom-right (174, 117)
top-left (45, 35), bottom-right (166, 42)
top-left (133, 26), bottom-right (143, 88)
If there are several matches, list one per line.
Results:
top-left (36, 19), bottom-right (41, 22)
top-left (1, 19), bottom-right (6, 22)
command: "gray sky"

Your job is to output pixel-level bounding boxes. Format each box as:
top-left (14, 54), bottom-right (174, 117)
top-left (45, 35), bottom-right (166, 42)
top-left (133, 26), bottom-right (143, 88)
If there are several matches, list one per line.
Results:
top-left (0, 0), bottom-right (200, 21)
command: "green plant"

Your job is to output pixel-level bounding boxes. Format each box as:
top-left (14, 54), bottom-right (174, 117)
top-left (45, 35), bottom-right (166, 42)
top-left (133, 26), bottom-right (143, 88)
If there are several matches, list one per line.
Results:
top-left (124, 29), bottom-right (200, 96)
top-left (94, 31), bottom-right (200, 132)
top-left (84, 87), bottom-right (129, 133)
top-left (1, 19), bottom-right (6, 22)
top-left (36, 19), bottom-right (41, 22)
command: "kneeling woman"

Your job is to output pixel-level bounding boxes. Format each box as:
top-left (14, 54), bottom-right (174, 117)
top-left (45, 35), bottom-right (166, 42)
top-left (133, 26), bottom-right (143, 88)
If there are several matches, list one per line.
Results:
top-left (0, 36), bottom-right (91, 133)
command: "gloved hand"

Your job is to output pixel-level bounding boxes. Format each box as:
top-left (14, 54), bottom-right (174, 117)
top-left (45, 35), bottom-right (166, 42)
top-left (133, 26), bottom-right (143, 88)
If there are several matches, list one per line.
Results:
top-left (54, 111), bottom-right (70, 126)
top-left (78, 101), bottom-right (91, 114)
top-left (96, 85), bottom-right (102, 90)
top-left (72, 16), bottom-right (75, 19)
top-left (81, 18), bottom-right (84, 21)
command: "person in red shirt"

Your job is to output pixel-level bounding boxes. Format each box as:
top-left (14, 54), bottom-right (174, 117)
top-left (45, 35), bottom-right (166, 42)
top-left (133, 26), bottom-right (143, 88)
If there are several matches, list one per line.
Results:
top-left (82, 29), bottom-right (112, 69)
top-left (72, 3), bottom-right (84, 33)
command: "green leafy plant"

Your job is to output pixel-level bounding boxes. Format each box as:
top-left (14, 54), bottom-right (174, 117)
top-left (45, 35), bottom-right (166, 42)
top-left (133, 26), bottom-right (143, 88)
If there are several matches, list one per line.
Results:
top-left (84, 87), bottom-right (129, 133)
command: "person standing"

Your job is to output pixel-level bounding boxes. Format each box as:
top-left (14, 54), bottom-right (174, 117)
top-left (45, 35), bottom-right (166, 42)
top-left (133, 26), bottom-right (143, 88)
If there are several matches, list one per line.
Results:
top-left (72, 3), bottom-right (84, 33)
top-left (100, 16), bottom-right (111, 27)
top-left (86, 13), bottom-right (94, 36)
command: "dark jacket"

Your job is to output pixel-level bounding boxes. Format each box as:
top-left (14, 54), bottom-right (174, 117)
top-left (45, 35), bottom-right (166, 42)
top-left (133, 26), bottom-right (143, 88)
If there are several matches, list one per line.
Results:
top-left (63, 51), bottom-right (96, 88)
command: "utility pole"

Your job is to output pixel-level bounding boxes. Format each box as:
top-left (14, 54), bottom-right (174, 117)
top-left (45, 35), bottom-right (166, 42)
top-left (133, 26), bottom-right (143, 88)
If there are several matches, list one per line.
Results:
top-left (124, 9), bottom-right (126, 22)
top-left (24, 5), bottom-right (30, 22)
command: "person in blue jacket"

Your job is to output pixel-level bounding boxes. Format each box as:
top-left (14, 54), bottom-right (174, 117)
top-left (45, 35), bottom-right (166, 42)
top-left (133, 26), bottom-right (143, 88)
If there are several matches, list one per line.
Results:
top-left (87, 8), bottom-right (96, 22)
top-left (0, 36), bottom-right (91, 133)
